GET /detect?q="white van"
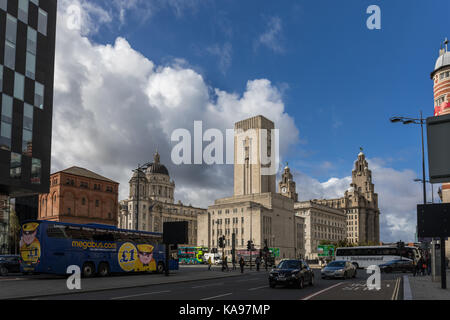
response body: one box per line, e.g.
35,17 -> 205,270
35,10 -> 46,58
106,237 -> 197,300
204,253 -> 222,265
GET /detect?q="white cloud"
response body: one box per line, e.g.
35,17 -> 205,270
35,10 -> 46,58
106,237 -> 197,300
206,42 -> 233,75
292,158 -> 429,243
257,16 -> 284,53
53,2 -> 299,210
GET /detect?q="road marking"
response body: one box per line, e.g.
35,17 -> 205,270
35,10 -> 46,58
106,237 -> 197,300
110,290 -> 171,300
391,277 -> 401,300
0,278 -> 26,281
236,278 -> 259,282
248,285 -> 269,291
301,282 -> 344,300
403,275 -> 412,300
201,293 -> 232,300
192,282 -> 224,289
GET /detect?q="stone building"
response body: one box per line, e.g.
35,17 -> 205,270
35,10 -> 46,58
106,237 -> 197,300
294,201 -> 346,260
431,39 -> 450,257
198,115 -> 305,260
311,151 -> 380,245
118,152 -> 205,246
38,167 -> 119,226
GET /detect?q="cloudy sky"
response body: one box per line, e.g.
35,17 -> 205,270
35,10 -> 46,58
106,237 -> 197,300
52,0 -> 450,243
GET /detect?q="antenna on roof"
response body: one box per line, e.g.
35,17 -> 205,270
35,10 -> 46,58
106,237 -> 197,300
445,37 -> 449,52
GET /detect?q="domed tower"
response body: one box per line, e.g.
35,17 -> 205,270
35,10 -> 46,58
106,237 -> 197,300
145,151 -> 175,204
431,39 -> 450,202
431,38 -> 450,116
278,163 -> 298,202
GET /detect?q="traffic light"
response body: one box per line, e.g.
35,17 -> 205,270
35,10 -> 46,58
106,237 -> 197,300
218,236 -> 226,248
247,240 -> 252,251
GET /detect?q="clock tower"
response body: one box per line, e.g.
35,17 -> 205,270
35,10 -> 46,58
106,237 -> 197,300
278,163 -> 298,202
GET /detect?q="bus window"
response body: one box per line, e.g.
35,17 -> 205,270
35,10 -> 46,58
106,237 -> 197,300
93,231 -> 114,242
47,225 -> 68,238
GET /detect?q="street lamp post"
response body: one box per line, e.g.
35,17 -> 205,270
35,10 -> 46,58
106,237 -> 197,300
390,112 -> 427,205
414,179 -> 434,204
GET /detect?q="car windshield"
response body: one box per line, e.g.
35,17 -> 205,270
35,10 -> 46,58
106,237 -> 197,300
277,260 -> 301,269
386,260 -> 400,265
327,261 -> 345,268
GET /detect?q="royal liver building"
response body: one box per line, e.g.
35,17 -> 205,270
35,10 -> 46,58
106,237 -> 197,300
312,150 -> 381,244
118,152 -> 206,245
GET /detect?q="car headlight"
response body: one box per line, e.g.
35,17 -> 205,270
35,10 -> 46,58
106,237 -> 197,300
335,269 -> 344,274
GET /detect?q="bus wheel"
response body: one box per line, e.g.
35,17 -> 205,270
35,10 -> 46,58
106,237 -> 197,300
157,262 -> 165,274
82,263 -> 95,278
98,263 -> 110,277
0,266 -> 8,276
352,263 -> 359,269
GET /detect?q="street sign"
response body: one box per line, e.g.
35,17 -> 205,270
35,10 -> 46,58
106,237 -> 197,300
417,204 -> 450,237
269,248 -> 280,257
427,114 -> 450,183
317,245 -> 335,257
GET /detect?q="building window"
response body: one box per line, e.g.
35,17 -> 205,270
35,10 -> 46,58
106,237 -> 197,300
1,94 -> 13,151
0,66 -> 3,91
22,103 -> 33,156
436,95 -> 446,107
6,15 -> 17,44
18,0 -> 29,23
95,200 -> 99,207
34,82 -> 44,109
439,71 -> 450,81
31,158 -> 41,184
26,52 -> 36,79
82,198 -> 86,205
14,73 -> 25,100
4,41 -> 16,70
38,9 -> 48,36
10,153 -> 21,179
27,27 -> 37,55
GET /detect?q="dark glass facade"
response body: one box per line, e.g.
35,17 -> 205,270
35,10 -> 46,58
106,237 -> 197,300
0,0 -> 56,253
0,0 -> 56,197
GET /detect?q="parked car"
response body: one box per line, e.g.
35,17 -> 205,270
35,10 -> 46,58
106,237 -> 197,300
0,255 -> 20,276
321,260 -> 356,279
379,259 -> 415,273
269,259 -> 314,289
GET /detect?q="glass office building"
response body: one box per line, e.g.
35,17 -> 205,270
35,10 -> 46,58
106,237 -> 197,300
0,0 -> 57,253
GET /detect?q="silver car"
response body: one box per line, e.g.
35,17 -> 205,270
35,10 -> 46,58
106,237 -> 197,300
321,260 -> 356,279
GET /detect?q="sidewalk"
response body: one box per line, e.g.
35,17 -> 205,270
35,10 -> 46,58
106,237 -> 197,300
404,270 -> 450,300
0,265 -> 263,300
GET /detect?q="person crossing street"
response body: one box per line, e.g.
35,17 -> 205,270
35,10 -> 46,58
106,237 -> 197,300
239,256 -> 245,273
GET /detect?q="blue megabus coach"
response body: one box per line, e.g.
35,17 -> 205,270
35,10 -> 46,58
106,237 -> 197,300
19,220 -> 178,276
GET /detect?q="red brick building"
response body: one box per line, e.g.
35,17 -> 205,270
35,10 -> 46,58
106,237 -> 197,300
38,167 -> 119,226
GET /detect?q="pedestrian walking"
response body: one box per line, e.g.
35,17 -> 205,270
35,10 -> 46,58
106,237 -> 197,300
264,258 -> 268,271
224,256 -> 229,272
232,257 -> 237,271
256,256 -> 261,271
239,256 -> 245,273
207,256 -> 212,271
414,257 -> 423,277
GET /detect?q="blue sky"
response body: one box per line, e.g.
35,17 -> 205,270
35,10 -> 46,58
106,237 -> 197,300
53,0 -> 450,242
85,0 -> 450,181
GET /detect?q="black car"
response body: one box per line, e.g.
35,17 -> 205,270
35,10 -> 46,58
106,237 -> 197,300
0,255 -> 20,276
379,259 -> 415,273
269,259 -> 314,289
